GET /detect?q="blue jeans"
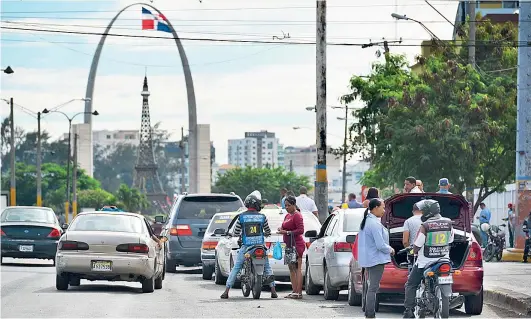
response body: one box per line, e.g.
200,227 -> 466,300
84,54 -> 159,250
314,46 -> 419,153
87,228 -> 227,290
480,230 -> 488,247
226,245 -> 275,288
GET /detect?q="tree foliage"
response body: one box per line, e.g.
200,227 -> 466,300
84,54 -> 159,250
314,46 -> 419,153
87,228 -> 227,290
212,167 -> 312,203
115,183 -> 150,213
78,188 -> 118,210
341,18 -> 517,212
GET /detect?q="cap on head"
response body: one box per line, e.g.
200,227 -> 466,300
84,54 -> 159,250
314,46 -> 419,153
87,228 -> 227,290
439,178 -> 449,186
508,203 -> 513,208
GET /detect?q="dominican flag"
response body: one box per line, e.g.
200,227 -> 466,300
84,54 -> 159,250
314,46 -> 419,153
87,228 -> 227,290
142,7 -> 171,33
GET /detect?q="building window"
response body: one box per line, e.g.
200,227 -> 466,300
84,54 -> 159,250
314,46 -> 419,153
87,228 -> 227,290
503,1 -> 518,8
106,135 -> 111,139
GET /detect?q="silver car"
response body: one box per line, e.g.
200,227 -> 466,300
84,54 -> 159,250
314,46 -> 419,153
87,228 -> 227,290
305,208 -> 365,300
55,212 -> 165,293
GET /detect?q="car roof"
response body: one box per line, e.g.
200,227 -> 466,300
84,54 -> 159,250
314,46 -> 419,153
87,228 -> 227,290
213,211 -> 240,217
76,211 -> 143,218
182,193 -> 240,198
3,206 -> 53,210
335,208 -> 366,215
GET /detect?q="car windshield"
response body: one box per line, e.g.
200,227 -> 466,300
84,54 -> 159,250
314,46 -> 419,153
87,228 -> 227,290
177,196 -> 242,220
343,212 -> 365,232
69,214 -> 143,233
1,208 -> 56,224
207,214 -> 238,233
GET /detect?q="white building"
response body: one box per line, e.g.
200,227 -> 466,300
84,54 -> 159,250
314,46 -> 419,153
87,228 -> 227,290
228,130 -> 281,168
328,161 -> 371,203
211,163 -> 236,185
283,145 -> 342,185
93,130 -> 140,149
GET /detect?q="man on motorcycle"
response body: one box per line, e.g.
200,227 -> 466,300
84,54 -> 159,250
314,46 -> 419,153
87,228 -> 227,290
220,190 -> 278,299
523,211 -> 531,263
403,199 -> 455,318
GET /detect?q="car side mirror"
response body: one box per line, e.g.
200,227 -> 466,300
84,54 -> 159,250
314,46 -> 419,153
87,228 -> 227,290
61,223 -> 68,230
304,230 -> 318,238
154,215 -> 165,223
346,234 -> 356,244
213,228 -> 226,235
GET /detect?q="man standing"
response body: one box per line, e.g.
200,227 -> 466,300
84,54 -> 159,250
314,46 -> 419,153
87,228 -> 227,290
477,202 -> 491,248
296,186 -> 318,218
437,178 -> 452,194
523,211 -> 530,263
416,180 -> 424,192
347,193 -> 363,208
404,177 -> 422,193
280,188 -> 288,209
506,203 -> 515,248
403,202 -> 424,248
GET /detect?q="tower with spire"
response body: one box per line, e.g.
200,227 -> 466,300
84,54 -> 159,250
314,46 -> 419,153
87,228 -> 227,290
132,75 -> 167,213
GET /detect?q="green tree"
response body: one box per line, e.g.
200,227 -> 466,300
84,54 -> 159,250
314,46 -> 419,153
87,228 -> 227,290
212,167 -> 312,203
341,18 -> 516,212
94,143 -> 136,192
115,184 -> 150,213
78,189 -> 118,209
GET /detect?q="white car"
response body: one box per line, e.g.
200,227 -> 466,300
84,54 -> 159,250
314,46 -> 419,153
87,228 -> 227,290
55,211 -> 165,293
213,209 -> 321,285
305,208 -> 365,300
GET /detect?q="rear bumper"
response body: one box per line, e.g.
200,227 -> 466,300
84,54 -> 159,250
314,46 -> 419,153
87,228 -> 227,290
56,252 -> 156,279
1,239 -> 58,259
201,250 -> 215,266
167,240 -> 201,264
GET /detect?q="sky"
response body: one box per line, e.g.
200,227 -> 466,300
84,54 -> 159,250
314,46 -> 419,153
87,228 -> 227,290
0,0 -> 460,164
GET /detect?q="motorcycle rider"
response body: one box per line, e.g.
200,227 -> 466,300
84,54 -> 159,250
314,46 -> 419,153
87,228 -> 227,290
524,211 -> 531,263
403,199 -> 455,318
220,190 -> 278,299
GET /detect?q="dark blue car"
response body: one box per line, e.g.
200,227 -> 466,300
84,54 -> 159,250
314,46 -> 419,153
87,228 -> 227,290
162,193 -> 243,272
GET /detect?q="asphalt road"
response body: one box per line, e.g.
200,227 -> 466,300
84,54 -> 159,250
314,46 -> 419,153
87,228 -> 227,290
0,258 -> 521,318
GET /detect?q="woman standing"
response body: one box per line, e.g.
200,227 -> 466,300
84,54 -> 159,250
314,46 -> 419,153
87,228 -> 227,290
362,187 -> 380,207
278,195 -> 305,299
358,198 -> 394,318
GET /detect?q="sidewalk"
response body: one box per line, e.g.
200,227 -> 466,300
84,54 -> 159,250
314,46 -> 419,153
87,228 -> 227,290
483,262 -> 531,315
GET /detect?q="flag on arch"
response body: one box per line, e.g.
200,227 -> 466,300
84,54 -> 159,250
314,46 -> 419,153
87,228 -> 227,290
141,7 -> 171,33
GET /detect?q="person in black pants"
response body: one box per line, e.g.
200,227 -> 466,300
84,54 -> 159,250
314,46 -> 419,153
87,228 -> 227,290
523,212 -> 530,263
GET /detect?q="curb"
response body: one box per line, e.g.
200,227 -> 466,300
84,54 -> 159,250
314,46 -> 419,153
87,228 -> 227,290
501,249 -> 524,262
484,287 -> 531,316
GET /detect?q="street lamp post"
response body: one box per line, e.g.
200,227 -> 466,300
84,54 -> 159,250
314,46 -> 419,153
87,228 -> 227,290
42,107 -> 98,222
391,13 -> 441,40
338,108 -> 349,203
36,111 -> 42,206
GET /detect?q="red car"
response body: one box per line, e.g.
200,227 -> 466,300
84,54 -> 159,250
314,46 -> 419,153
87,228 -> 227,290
347,193 -> 484,315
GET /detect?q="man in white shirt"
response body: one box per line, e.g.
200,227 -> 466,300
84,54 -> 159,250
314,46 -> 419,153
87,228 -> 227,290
296,186 -> 319,218
404,176 -> 423,193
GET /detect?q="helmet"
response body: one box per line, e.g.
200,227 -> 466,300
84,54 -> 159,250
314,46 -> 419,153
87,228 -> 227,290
480,223 -> 491,232
415,199 -> 441,222
244,190 -> 262,212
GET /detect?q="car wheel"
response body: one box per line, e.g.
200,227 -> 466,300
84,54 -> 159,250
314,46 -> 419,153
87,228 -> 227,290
69,277 -> 80,286
56,274 -> 69,291
305,262 -> 320,295
154,274 -> 163,289
214,257 -> 227,285
323,266 -> 340,300
166,259 -> 177,273
142,276 -> 155,293
464,287 -> 483,315
347,271 -> 362,306
202,264 -> 214,280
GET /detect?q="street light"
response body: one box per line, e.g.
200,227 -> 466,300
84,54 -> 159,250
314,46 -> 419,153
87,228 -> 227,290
391,13 -> 441,40
42,106 -> 98,221
1,66 -> 14,74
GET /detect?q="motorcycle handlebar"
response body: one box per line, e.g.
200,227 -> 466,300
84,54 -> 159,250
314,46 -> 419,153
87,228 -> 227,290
398,246 -> 414,255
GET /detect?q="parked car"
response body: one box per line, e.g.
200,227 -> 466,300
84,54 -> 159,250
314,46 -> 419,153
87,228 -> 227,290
305,208 -> 365,300
213,208 -> 321,285
201,210 -> 242,280
348,193 -> 484,315
161,193 -> 243,272
1,206 -> 64,265
55,211 -> 165,293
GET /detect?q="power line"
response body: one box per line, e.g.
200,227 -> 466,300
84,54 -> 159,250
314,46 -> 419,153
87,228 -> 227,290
2,25 -> 530,47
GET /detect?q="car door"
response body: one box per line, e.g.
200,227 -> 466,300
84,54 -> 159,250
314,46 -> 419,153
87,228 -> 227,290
309,214 -> 338,284
323,213 -> 341,263
144,218 -> 163,273
217,215 -> 239,274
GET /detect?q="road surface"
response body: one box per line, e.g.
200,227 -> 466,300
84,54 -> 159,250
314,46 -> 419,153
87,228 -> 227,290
0,258 -> 523,318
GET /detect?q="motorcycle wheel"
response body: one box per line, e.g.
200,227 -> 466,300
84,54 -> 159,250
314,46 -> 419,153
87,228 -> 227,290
495,240 -> 504,261
434,286 -> 450,319
414,282 -> 426,319
240,262 -> 251,297
251,272 -> 262,299
483,243 -> 495,262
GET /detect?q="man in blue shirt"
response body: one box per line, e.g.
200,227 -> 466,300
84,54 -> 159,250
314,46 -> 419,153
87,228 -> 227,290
347,193 -> 363,208
477,202 -> 491,248
437,178 -> 452,194
280,188 -> 287,209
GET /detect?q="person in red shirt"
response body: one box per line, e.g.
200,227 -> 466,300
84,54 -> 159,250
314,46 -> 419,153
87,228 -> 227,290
278,195 -> 305,299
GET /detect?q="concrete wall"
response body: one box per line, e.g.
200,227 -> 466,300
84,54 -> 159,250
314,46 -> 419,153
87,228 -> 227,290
73,123 -> 93,177
197,124 -> 211,193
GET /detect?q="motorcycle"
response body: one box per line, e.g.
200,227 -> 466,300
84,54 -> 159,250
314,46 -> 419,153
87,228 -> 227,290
482,223 -> 506,262
236,244 -> 270,299
398,247 -> 461,319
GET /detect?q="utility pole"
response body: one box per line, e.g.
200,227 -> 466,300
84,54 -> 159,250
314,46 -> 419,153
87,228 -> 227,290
36,111 -> 42,206
315,0 -> 328,224
289,160 -> 293,173
180,127 -> 186,193
514,1 -> 531,254
9,98 -> 16,206
72,133 -> 78,219
341,106 -> 348,204
65,120 -> 72,223
467,0 -> 476,66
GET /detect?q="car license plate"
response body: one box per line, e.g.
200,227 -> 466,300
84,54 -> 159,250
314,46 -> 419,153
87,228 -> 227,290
91,260 -> 112,272
19,245 -> 33,252
438,276 -> 453,284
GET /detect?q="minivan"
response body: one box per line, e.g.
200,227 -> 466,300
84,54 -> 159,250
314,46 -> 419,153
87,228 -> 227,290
162,193 -> 243,272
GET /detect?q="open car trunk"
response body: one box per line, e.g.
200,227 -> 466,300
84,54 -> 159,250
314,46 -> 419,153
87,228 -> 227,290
384,193 -> 472,269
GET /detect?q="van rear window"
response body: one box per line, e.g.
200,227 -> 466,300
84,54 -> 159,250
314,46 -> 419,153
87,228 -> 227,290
391,197 -> 462,220
176,196 -> 242,220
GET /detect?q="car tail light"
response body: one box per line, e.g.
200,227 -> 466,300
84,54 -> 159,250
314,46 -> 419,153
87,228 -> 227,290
1,229 -> 5,237
465,241 -> 483,267
438,263 -> 451,273
116,243 -> 149,253
305,242 -> 312,249
254,248 -> 265,258
59,240 -> 89,250
47,228 -> 61,239
334,242 -> 352,252
202,241 -> 217,250
170,225 -> 192,236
